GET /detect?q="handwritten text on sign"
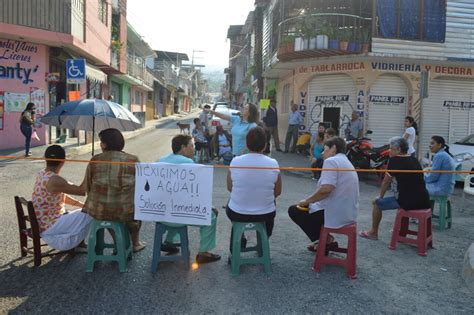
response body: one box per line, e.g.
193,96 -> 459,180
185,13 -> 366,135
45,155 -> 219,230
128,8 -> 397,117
134,163 -> 213,226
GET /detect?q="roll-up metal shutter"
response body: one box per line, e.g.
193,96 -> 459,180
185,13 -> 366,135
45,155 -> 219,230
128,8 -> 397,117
368,74 -> 408,146
420,78 -> 474,158
307,74 -> 356,135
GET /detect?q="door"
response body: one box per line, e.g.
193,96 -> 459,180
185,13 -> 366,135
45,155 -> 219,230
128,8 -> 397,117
323,107 -> 341,132
420,78 -> 474,158
368,74 -> 408,146
307,74 -> 356,135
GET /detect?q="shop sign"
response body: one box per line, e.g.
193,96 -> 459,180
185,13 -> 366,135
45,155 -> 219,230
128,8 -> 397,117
298,62 -> 364,74
369,95 -> 405,105
30,87 -> 45,115
5,92 -> 29,112
45,72 -> 60,82
0,39 -> 40,85
443,101 -> 474,110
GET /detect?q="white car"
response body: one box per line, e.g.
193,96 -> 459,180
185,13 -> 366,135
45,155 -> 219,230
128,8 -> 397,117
450,134 -> 474,181
209,106 -> 240,134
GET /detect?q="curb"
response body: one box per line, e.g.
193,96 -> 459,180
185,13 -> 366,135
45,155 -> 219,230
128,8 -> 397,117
463,243 -> 474,292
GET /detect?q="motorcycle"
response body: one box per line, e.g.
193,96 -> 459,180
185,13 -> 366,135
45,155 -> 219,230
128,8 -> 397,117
346,130 -> 390,178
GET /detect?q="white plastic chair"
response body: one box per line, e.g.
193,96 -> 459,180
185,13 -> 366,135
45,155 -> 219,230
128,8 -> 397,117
462,174 -> 474,212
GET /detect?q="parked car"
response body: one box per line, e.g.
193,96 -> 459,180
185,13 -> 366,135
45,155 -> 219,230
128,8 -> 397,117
209,106 -> 240,134
213,102 -> 228,110
450,134 -> 474,181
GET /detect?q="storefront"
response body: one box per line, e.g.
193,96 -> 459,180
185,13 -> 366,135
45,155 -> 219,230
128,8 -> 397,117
0,39 -> 49,150
275,58 -> 474,155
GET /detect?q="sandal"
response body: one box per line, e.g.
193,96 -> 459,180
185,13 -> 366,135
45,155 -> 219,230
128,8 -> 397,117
308,241 -> 338,253
307,241 -> 319,252
133,243 -> 146,253
359,230 -> 378,240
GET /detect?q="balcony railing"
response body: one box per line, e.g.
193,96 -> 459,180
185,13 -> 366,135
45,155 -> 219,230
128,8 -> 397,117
127,57 -> 153,88
276,13 -> 372,62
111,51 -> 120,69
0,0 -> 84,35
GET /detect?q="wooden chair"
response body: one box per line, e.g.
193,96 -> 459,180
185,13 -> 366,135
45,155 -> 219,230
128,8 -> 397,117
14,196 -> 62,266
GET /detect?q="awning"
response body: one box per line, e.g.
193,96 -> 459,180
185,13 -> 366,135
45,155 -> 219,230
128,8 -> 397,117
86,64 -> 107,83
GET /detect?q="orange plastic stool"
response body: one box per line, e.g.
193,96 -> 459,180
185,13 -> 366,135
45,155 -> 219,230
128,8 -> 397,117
313,222 -> 357,279
389,208 -> 433,256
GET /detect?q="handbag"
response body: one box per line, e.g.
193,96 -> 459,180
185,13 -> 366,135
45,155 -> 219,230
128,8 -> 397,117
31,129 -> 40,141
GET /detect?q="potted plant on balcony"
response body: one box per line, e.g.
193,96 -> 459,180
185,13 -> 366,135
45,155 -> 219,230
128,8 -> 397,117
111,39 -> 123,53
339,28 -> 351,51
360,28 -> 371,54
279,35 -> 295,55
327,25 -> 339,50
316,22 -> 329,49
295,18 -> 309,52
348,29 -> 361,53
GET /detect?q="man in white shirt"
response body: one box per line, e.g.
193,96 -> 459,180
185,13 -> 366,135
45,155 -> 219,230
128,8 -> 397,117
288,137 -> 359,252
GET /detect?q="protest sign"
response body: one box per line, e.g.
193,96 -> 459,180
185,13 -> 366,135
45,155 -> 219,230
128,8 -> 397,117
260,99 -> 270,109
134,162 -> 213,226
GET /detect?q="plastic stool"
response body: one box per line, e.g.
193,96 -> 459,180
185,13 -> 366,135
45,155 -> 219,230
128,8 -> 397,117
389,208 -> 433,256
151,223 -> 190,272
313,222 -> 357,279
430,196 -> 452,230
86,220 -> 132,273
229,222 -> 271,276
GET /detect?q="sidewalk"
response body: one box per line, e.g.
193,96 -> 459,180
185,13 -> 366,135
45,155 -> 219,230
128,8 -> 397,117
0,110 -> 199,159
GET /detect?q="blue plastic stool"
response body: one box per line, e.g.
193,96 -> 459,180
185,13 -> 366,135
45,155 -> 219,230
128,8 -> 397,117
151,223 -> 190,272
430,196 -> 452,230
229,222 -> 272,276
86,220 -> 132,273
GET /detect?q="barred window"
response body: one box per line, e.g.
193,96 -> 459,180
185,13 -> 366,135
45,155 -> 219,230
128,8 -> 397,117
98,0 -> 108,25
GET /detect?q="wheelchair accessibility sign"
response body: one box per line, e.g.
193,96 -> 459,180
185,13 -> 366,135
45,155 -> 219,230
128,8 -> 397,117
66,59 -> 86,84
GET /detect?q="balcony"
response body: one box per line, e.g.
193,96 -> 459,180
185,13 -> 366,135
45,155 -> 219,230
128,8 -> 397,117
127,57 -> 153,89
276,13 -> 372,62
0,0 -> 84,36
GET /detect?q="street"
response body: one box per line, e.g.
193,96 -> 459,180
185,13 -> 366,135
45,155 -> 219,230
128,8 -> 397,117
0,119 -> 473,314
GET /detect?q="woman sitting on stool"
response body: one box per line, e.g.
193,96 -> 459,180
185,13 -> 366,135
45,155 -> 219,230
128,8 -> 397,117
226,127 -> 282,247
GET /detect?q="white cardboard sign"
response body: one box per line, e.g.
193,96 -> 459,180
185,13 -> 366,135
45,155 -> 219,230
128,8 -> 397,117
134,162 -> 213,226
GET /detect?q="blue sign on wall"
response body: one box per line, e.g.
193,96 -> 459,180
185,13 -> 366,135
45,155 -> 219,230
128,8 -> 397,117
66,59 -> 86,84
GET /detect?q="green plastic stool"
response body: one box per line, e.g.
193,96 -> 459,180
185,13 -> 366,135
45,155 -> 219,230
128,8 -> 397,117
229,222 -> 271,276
430,196 -> 452,230
150,223 -> 190,272
86,220 -> 132,273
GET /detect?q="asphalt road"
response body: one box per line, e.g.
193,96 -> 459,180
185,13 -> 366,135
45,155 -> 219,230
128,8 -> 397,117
0,119 -> 473,314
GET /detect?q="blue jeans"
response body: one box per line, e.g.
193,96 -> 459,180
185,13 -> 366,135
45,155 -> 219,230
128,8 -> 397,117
20,123 -> 32,155
375,196 -> 400,211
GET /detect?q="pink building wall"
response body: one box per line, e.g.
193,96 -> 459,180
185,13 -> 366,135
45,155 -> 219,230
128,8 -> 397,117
131,86 -> 146,113
0,39 -> 49,150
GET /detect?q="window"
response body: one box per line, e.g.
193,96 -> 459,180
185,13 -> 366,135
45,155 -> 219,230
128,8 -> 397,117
377,0 -> 446,42
147,91 -> 153,101
135,91 -> 143,105
98,0 -> 108,25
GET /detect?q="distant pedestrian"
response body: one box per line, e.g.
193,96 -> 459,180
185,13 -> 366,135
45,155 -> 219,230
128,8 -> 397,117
345,111 -> 363,140
310,132 -> 325,179
284,103 -> 304,153
19,102 -> 36,156
210,103 -> 258,156
199,104 -> 211,130
311,128 -> 337,180
403,116 -> 418,157
263,99 -> 282,152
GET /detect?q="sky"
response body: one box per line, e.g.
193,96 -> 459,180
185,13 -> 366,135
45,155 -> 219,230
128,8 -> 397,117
126,0 -> 255,71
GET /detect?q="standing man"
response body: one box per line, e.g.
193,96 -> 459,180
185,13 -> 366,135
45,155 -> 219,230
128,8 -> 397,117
199,104 -> 211,131
345,111 -> 364,140
263,99 -> 282,152
284,102 -> 304,153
